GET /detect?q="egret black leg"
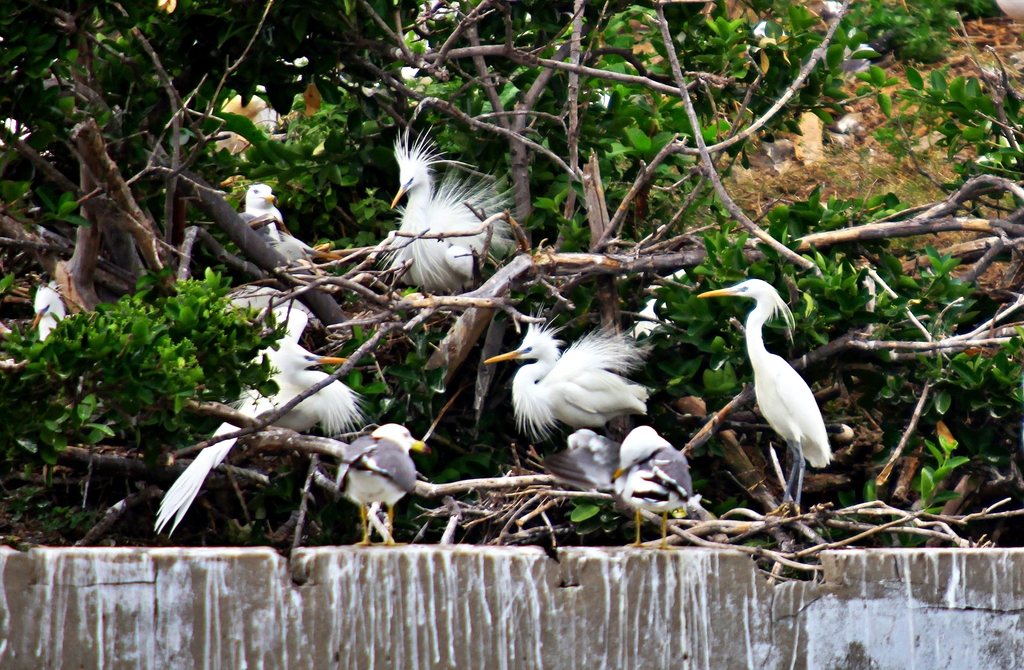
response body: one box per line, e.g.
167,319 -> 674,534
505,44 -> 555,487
782,441 -> 806,510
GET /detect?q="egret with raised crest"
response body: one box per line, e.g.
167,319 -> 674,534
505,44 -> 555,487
389,133 -> 511,292
485,325 -> 649,441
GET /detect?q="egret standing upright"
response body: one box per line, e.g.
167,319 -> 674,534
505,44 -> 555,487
154,309 -> 364,535
389,133 -> 511,293
32,281 -> 66,341
699,279 -> 830,511
485,325 -> 649,440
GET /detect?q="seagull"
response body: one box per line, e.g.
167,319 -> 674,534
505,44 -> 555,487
388,133 -> 512,293
699,279 -> 830,512
154,308 -> 364,535
32,281 -> 66,341
485,324 -> 649,441
336,423 -> 429,545
240,183 -> 333,264
544,426 -> 695,548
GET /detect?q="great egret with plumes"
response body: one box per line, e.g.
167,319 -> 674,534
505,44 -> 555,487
544,426 -> 695,548
699,279 -> 830,511
154,309 -> 364,535
32,281 -> 66,341
336,423 -> 429,545
484,325 -> 649,440
389,133 -> 511,292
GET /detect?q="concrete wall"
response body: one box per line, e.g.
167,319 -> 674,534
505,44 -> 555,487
0,546 -> 1021,669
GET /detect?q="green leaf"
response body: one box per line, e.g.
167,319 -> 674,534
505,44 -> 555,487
571,502 -> 601,522
906,67 -> 924,90
934,390 -> 951,415
624,127 -> 651,153
877,93 -> 892,118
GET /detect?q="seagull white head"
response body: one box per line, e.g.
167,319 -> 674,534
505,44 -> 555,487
391,133 -> 441,209
616,426 -> 674,473
245,183 -> 278,213
371,423 -> 429,453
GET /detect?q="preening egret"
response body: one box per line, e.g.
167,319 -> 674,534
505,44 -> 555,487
240,183 -> 325,264
485,325 -> 650,441
32,281 -> 66,341
699,279 -> 830,511
154,308 -> 364,535
389,133 -> 511,293
631,268 -> 687,338
544,426 -> 694,548
997,0 -> 1024,20
336,423 -> 428,545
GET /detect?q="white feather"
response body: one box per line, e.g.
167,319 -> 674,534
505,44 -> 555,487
498,325 -> 649,440
389,133 -> 511,292
154,334 -> 363,535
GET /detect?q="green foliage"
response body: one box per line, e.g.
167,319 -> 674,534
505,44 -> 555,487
915,427 -> 970,510
0,271 -> 279,469
844,0 -> 987,64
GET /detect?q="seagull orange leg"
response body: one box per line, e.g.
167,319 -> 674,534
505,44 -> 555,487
632,509 -> 643,547
356,505 -> 371,546
660,512 -> 669,549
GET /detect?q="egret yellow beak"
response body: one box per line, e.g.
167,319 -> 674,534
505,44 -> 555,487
410,439 -> 430,454
316,356 -> 348,365
266,195 -> 277,205
31,311 -> 44,331
484,350 -> 522,364
612,467 -> 625,479
698,288 -> 734,299
390,186 -> 410,209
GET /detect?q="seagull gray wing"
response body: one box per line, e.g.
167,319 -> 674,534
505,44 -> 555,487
336,436 -> 379,487
353,439 -> 417,493
544,431 -> 620,492
648,448 -> 694,499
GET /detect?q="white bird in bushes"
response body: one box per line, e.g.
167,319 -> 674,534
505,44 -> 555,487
336,423 -> 429,545
240,183 -> 331,264
389,133 -> 511,293
155,308 -> 363,535
485,325 -> 649,441
544,426 -> 695,548
33,281 -> 66,341
699,279 -> 830,511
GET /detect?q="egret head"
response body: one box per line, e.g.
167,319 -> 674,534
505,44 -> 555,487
698,278 -> 794,331
392,133 -> 440,208
246,183 -> 277,212
32,282 -> 66,334
614,426 -> 673,476
372,423 -> 429,453
484,324 -> 562,366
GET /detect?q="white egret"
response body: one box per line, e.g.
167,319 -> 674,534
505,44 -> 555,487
155,308 -> 364,535
699,279 -> 830,511
544,426 -> 695,548
631,268 -> 687,338
32,281 -> 66,341
389,133 -> 512,293
336,423 -> 428,545
997,0 -> 1024,20
484,325 -> 649,441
